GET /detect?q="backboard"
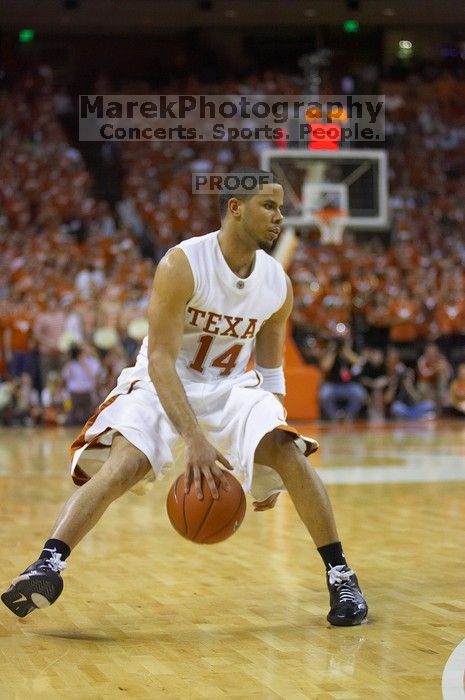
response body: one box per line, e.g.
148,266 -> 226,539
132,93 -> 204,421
260,148 -> 389,230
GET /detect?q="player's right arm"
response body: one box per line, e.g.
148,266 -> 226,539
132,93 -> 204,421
147,248 -> 232,500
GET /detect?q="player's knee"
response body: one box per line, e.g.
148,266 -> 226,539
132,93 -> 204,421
102,452 -> 150,495
255,429 -> 300,476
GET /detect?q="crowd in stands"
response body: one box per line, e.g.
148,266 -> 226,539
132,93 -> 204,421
318,341 -> 465,421
1,65 -> 465,425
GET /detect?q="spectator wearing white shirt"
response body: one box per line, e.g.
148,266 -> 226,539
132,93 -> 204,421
62,344 -> 102,425
75,264 -> 106,300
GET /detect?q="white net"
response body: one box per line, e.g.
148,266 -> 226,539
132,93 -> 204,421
314,210 -> 347,245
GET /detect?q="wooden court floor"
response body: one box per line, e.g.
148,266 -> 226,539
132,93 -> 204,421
1,419 -> 464,700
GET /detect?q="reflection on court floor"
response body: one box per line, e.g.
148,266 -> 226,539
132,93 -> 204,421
0,421 -> 464,699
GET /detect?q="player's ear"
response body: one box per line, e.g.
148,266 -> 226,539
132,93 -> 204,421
228,197 -> 242,219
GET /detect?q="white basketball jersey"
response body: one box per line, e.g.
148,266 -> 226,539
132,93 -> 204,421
136,230 -> 287,383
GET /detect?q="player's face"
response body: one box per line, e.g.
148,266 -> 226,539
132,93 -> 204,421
242,184 -> 284,252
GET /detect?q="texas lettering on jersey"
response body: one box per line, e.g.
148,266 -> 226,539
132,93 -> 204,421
186,305 -> 258,339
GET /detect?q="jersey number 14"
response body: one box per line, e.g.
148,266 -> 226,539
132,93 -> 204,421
189,334 -> 243,376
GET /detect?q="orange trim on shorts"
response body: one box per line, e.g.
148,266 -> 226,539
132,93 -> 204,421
276,424 -> 300,438
73,465 -> 92,486
276,424 -> 319,456
69,380 -> 139,487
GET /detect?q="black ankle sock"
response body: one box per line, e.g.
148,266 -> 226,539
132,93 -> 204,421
317,541 -> 347,571
40,539 -> 71,562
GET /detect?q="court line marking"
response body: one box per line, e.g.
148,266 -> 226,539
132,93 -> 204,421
319,460 -> 465,485
442,638 -> 465,700
316,450 -> 465,485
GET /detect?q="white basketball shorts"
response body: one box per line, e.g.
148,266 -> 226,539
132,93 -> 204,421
69,367 -> 318,501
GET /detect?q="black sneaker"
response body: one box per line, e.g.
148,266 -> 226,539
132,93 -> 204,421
326,564 -> 368,627
1,551 -> 67,618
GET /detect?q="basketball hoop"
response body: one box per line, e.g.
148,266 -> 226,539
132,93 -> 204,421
314,208 -> 348,245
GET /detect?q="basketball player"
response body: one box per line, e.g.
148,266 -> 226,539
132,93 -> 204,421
2,169 -> 368,627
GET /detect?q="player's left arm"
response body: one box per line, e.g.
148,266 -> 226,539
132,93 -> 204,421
254,274 -> 293,404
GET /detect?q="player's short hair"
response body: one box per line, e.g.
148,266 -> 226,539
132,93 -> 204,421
218,168 -> 280,220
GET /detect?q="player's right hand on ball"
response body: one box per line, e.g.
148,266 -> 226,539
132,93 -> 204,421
184,433 -> 233,500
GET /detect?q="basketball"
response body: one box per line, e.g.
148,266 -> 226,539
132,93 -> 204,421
166,471 -> 246,544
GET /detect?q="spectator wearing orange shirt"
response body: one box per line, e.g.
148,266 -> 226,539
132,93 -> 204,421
387,286 -> 423,346
3,301 -> 36,378
434,290 -> 465,336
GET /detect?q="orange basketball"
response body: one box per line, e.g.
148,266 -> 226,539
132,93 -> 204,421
166,470 -> 246,544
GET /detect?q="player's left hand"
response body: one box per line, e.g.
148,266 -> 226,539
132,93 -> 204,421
252,493 -> 280,511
